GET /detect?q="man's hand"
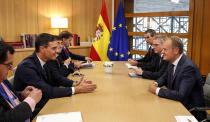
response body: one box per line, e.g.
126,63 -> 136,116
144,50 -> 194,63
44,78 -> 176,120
74,62 -> 82,68
64,57 -> 71,66
75,78 -> 97,94
148,83 -> 158,94
133,68 -> 143,75
73,70 -> 84,76
28,88 -> 42,104
128,59 -> 138,66
21,86 -> 36,99
85,57 -> 92,63
72,77 -> 84,87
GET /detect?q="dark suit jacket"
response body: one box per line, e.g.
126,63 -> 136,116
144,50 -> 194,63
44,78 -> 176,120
0,80 -> 32,122
142,56 -> 169,80
60,47 -> 86,61
156,55 -> 205,110
56,55 -> 75,77
137,47 -> 159,71
46,59 -> 74,86
14,53 -> 73,99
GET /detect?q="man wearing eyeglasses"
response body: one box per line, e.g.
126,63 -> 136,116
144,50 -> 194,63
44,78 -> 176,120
0,40 -> 42,122
133,35 -> 169,80
128,29 -> 159,71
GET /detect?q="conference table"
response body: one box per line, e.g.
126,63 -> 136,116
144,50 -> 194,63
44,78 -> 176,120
33,61 -> 191,122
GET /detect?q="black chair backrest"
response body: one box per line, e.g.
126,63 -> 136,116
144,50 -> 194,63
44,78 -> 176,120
203,73 -> 210,106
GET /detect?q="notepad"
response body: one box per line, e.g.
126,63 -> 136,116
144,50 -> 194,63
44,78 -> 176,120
36,112 -> 83,122
175,116 -> 198,122
125,63 -> 138,69
128,73 -> 142,78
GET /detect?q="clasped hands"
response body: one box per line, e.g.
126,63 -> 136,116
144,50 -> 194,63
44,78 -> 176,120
74,77 -> 97,94
21,86 -> 42,104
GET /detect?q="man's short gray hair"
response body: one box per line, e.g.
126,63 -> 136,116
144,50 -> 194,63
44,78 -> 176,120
154,35 -> 168,44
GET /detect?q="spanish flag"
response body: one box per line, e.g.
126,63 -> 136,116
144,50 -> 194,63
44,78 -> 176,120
90,0 -> 110,61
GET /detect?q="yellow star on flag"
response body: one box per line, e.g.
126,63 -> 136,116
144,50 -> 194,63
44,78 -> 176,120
119,24 -> 122,28
120,54 -> 124,58
113,27 -> 116,30
109,48 -> 113,51
115,52 -> 118,56
127,51 -> 130,55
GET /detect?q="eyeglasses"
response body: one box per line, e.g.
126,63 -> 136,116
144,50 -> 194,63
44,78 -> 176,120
1,63 -> 13,70
152,44 -> 160,47
144,36 -> 150,39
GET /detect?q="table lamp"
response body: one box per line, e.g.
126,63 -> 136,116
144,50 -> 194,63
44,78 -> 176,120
51,17 -> 68,33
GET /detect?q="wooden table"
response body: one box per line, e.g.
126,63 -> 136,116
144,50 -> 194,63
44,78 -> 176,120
33,61 -> 191,122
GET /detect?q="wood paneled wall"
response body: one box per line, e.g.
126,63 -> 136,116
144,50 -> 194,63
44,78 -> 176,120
200,0 -> 210,75
192,0 -> 210,75
0,0 -> 38,41
0,0 -> 112,42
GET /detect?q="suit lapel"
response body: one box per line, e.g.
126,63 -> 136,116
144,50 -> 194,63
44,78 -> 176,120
33,53 -> 48,81
171,55 -> 186,88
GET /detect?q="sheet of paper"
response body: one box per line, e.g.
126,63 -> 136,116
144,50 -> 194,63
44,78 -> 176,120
36,112 -> 83,122
125,63 -> 138,69
175,116 -> 198,122
81,62 -> 95,68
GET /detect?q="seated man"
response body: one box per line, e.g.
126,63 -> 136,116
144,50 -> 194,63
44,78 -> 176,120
59,31 -> 92,69
133,35 -> 169,80
46,38 -> 84,86
128,29 -> 159,71
0,40 -> 42,121
14,33 -> 97,114
53,36 -> 82,77
149,36 -> 206,121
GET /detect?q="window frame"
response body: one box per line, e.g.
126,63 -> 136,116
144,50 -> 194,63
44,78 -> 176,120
115,0 -> 194,58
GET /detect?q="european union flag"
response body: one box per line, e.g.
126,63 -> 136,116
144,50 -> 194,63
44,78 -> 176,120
107,0 -> 130,61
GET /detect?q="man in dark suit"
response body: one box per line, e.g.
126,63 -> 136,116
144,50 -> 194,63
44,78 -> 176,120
128,29 -> 159,71
0,40 -> 42,122
46,39 -> 84,86
52,36 -> 82,77
133,35 -> 169,80
59,31 -> 92,69
149,36 -> 206,121
14,33 -> 97,115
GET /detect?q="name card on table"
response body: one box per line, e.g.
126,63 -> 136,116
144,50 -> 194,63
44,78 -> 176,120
175,116 -> 198,122
36,112 -> 83,122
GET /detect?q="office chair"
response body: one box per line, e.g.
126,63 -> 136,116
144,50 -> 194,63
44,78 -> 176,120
8,76 -> 14,86
7,67 -> 17,86
189,73 -> 210,121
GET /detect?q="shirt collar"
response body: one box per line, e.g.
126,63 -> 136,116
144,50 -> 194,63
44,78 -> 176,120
37,56 -> 46,68
172,54 -> 183,67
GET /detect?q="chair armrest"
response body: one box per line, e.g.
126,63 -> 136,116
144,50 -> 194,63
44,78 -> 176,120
189,107 -> 210,112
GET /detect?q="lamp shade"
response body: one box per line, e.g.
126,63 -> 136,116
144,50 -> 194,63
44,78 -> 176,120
171,0 -> 179,3
51,18 -> 68,28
